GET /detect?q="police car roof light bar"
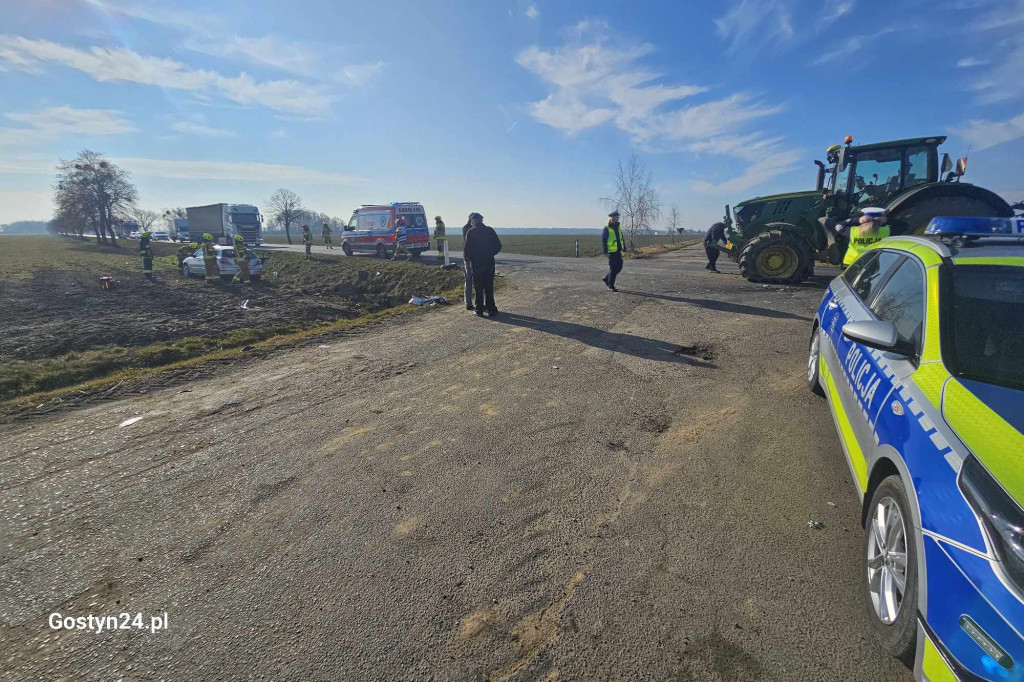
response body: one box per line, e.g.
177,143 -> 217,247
925,216 -> 1024,240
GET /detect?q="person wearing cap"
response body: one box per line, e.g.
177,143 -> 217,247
462,213 -> 476,309
321,222 -> 333,250
463,212 -> 502,316
301,224 -> 313,259
201,233 -> 218,283
601,211 -> 626,291
392,217 -> 410,260
842,207 -> 890,267
139,231 -> 155,280
231,235 -> 250,285
703,221 -> 727,273
433,215 -> 446,261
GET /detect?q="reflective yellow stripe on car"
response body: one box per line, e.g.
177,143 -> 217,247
921,633 -> 958,682
944,379 -> 1024,505
820,355 -> 868,492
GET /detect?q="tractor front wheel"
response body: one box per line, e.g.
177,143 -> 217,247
738,230 -> 811,284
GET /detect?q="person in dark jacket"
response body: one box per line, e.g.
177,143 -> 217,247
704,222 -> 727,272
601,211 -> 626,291
462,214 -> 475,310
463,212 -> 502,317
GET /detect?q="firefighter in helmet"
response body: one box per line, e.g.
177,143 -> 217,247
231,235 -> 250,284
201,233 -> 218,282
139,231 -> 155,280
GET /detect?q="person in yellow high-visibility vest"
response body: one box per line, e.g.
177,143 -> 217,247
231,235 -> 250,284
601,210 -> 626,291
201,233 -> 218,283
843,207 -> 890,267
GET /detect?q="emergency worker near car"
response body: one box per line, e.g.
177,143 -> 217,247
231,235 -> 250,285
139,231 -> 154,281
301,224 -> 313,259
177,241 -> 197,267
602,211 -> 626,291
433,215 -> 446,260
704,221 -> 727,273
463,212 -> 502,317
841,207 -> 890,267
321,222 -> 333,250
392,217 -> 409,260
201,233 -> 218,282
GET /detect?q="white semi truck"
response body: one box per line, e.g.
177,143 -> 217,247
185,204 -> 264,246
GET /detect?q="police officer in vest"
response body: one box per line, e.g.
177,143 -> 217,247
842,207 -> 890,267
601,211 -> 626,291
321,222 -> 333,250
201,233 -> 218,282
139,231 -> 155,280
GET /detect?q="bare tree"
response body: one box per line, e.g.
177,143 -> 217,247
132,207 -> 161,232
53,150 -> 137,245
266,188 -> 304,244
601,153 -> 662,250
667,204 -> 681,243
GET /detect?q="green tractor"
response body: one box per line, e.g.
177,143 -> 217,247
721,135 -> 1013,283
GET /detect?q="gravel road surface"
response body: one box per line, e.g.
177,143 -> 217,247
0,246 -> 912,681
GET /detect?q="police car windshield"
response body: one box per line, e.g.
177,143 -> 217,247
943,265 -> 1024,391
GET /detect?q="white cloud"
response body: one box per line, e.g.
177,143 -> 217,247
0,106 -> 134,146
111,157 -> 364,185
270,128 -> 289,139
341,60 -> 387,86
954,113 -> 1024,150
81,0 -> 213,33
0,35 -> 333,114
813,36 -> 867,64
692,152 -> 803,196
957,56 -> 990,67
518,21 -> 795,193
526,4 -> 540,20
970,0 -> 1024,31
182,35 -> 319,77
170,121 -> 234,137
821,0 -> 854,24
714,0 -> 793,54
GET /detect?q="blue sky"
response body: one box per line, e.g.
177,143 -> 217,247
1,0 -> 1022,228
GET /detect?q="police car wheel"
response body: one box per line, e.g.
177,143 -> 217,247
807,326 -> 824,396
863,475 -> 918,665
342,243 -> 353,256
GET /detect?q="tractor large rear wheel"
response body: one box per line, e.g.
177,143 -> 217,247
891,195 -> 1006,236
738,230 -> 812,284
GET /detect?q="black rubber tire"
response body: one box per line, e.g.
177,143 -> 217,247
890,195 -> 1007,236
807,325 -> 825,396
342,243 -> 353,256
181,263 -> 191,278
863,476 -> 918,666
376,243 -> 387,259
738,229 -> 812,284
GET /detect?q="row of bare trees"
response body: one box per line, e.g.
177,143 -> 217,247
51,150 -> 138,244
265,188 -> 346,244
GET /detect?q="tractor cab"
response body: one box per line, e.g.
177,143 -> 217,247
818,136 -> 961,223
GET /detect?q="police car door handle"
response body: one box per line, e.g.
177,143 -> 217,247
828,300 -> 839,310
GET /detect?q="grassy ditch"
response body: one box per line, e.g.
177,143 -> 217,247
0,235 -> 462,406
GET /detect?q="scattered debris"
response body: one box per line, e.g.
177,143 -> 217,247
807,520 -> 825,530
409,294 -> 450,306
318,344 -> 329,349
552,366 -> 559,371
675,344 -> 715,361
118,416 -> 144,428
827,501 -> 836,508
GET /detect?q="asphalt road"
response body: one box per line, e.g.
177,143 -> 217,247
0,247 -> 913,681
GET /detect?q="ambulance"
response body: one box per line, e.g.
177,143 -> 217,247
341,202 -> 431,258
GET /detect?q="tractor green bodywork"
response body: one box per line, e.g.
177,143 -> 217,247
721,136 -> 1013,281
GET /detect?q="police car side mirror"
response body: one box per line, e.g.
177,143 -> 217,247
842,320 -> 898,352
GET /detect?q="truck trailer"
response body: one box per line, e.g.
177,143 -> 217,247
185,204 -> 264,246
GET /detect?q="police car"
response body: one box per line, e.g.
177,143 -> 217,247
807,216 -> 1024,681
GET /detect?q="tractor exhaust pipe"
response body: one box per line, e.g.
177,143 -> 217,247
814,160 -> 826,192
